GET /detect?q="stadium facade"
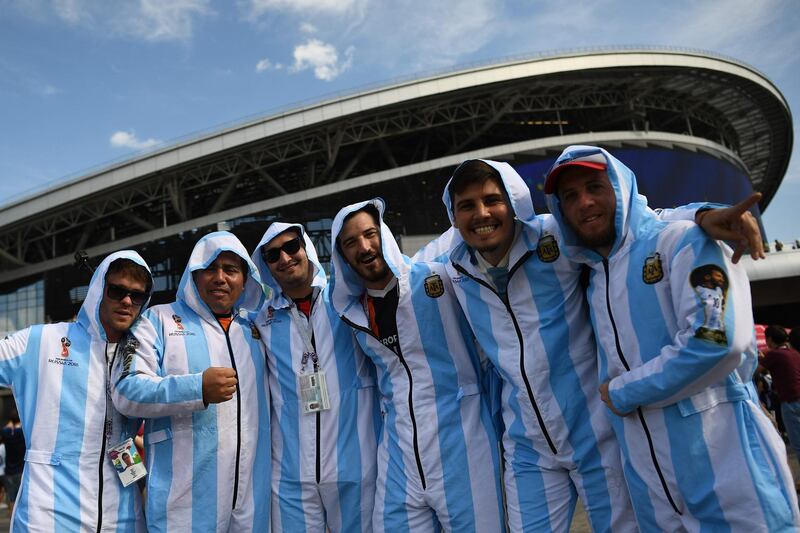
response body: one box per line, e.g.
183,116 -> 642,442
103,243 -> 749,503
0,46 -> 795,331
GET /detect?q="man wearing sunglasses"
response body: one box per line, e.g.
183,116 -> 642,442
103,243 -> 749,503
112,231 -> 271,533
250,222 -> 378,532
0,251 -> 152,531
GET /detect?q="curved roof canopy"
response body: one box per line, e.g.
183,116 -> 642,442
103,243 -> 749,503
0,47 -> 791,281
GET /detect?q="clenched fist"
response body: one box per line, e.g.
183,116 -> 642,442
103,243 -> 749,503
202,367 -> 238,404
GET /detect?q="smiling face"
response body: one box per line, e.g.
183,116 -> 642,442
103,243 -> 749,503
99,269 -> 148,343
338,210 -> 393,290
452,177 -> 515,266
556,167 -> 617,256
264,229 -> 313,299
192,251 -> 246,315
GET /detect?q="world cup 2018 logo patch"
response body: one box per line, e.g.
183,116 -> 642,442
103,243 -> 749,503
172,314 -> 184,330
424,274 -> 444,298
537,234 -> 560,263
642,253 -> 664,284
60,337 -> 71,358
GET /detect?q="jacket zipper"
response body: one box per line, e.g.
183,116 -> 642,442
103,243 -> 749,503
341,315 -> 427,490
222,327 -> 242,510
602,259 -> 682,515
97,342 -> 111,533
454,253 -> 558,455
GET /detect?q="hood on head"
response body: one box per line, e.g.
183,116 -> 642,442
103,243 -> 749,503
77,250 -> 153,341
442,159 -> 537,226
177,231 -> 265,319
544,145 -> 648,262
251,222 -> 327,308
329,198 -> 407,316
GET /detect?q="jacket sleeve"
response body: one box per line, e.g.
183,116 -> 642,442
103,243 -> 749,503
0,327 -> 33,388
608,231 -> 749,414
652,202 -> 726,222
111,311 -> 206,418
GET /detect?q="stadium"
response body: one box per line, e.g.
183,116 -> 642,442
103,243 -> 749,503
0,46 -> 795,332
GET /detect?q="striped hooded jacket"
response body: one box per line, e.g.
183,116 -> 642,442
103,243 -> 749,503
0,250 -> 150,532
329,198 -> 505,532
250,222 -> 379,532
545,145 -> 800,531
112,232 -> 271,533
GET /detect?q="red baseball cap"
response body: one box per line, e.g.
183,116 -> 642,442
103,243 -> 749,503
544,153 -> 607,194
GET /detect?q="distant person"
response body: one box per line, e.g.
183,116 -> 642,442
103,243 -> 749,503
1,406 -> 23,517
760,326 -> 800,459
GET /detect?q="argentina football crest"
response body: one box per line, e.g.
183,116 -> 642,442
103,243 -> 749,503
424,274 -> 444,298
642,252 -> 664,284
537,234 -> 560,262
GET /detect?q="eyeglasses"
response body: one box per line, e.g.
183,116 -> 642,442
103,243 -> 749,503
106,284 -> 149,306
262,237 -> 303,264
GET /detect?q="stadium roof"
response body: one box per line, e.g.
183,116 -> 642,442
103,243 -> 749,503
0,46 -> 792,284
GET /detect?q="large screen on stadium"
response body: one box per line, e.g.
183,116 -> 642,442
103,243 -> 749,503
514,147 -> 760,220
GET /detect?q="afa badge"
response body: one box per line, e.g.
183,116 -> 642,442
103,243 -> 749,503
642,253 -> 664,284
172,314 -> 184,330
424,274 -> 444,298
537,234 -> 560,263
250,322 -> 261,340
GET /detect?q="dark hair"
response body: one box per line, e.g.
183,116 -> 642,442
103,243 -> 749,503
106,258 -> 152,293
765,325 -> 789,345
447,160 -> 505,208
789,328 -> 800,351
336,204 -> 381,255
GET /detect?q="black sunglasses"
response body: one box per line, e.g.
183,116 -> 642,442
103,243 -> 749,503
262,237 -> 303,264
106,284 -> 149,306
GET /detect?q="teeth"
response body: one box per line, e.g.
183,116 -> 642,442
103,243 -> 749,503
474,225 -> 497,235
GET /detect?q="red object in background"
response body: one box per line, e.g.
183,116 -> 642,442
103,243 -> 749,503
136,422 -> 145,462
755,324 -> 767,353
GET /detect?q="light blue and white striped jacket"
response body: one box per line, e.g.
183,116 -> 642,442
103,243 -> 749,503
546,145 -> 800,531
329,199 -> 505,532
0,250 -> 149,532
251,222 -> 379,532
112,232 -> 271,533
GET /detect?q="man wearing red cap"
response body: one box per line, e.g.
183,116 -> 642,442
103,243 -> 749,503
545,144 -> 798,531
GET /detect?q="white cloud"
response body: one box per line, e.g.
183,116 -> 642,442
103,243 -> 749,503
246,0 -> 357,17
290,39 -> 353,81
255,58 -> 272,72
110,130 -> 160,150
44,0 -> 213,42
299,22 -> 317,33
41,85 -> 59,96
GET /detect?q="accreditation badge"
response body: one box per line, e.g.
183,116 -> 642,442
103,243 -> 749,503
299,371 -> 331,414
108,438 -> 146,487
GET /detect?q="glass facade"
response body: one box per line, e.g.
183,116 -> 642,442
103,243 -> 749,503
0,279 -> 44,336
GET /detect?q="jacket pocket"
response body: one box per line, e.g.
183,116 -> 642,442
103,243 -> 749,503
25,449 -> 61,466
676,383 -> 749,417
147,428 -> 173,445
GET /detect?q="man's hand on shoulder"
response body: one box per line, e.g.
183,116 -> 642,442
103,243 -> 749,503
202,367 -> 238,404
696,192 -> 765,263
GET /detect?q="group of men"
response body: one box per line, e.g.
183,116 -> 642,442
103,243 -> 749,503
0,145 -> 797,532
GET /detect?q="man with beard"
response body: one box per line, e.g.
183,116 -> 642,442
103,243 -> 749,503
329,199 -> 505,533
113,231 -> 271,532
545,145 -> 798,531
0,251 -> 151,531
250,222 -> 379,532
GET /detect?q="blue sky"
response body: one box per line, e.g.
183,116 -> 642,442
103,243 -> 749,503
1,0 -> 798,242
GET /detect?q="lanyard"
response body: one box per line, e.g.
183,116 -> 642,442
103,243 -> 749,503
288,293 -> 318,373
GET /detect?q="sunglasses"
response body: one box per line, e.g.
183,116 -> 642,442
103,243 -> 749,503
262,237 -> 303,264
106,284 -> 149,306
